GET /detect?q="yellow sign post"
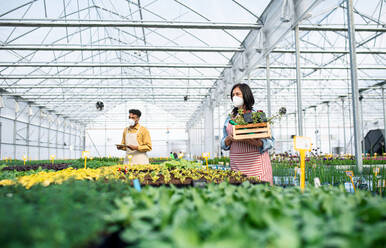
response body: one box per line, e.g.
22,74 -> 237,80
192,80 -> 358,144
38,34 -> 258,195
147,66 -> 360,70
50,155 -> 56,165
202,152 -> 210,171
345,170 -> 356,192
22,155 -> 27,166
82,151 -> 90,169
178,152 -> 184,159
127,154 -> 133,166
293,136 -> 312,192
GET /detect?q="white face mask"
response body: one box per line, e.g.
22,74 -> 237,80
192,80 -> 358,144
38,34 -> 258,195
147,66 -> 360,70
232,96 -> 244,108
128,119 -> 135,127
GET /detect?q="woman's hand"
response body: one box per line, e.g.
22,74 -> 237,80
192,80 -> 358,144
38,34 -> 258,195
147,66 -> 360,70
225,136 -> 234,147
245,138 -> 263,147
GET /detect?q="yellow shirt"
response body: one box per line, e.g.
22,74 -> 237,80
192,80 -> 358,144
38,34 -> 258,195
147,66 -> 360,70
121,124 -> 152,152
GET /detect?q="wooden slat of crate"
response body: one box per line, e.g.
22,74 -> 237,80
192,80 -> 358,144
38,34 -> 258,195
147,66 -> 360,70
235,127 -> 269,134
232,122 -> 271,140
234,122 -> 268,129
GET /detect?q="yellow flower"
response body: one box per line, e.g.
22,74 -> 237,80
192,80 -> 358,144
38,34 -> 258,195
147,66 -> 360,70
0,179 -> 16,186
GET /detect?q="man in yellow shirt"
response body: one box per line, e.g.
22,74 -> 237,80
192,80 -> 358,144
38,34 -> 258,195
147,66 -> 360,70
117,109 -> 152,165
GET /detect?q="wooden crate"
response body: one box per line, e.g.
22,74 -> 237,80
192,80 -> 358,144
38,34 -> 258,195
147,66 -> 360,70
232,122 -> 271,140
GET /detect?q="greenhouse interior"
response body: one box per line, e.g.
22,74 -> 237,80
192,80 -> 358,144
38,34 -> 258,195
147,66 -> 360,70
0,0 -> 385,247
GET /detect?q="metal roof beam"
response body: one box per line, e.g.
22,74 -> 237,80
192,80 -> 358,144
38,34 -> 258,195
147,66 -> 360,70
299,24 -> 386,32
0,62 -> 230,68
0,63 -> 383,70
1,85 -> 211,89
0,19 -> 384,32
0,19 -> 261,29
0,45 -> 385,54
0,75 -> 383,80
0,45 -> 242,52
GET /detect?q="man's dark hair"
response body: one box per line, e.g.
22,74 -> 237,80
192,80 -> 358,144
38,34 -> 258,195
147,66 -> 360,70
129,109 -> 142,118
230,83 -> 255,116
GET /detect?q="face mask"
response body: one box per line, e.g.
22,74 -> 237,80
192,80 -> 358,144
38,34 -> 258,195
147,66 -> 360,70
128,119 -> 135,127
232,96 -> 244,108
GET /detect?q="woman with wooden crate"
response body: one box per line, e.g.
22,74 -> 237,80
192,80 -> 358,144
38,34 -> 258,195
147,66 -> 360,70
221,83 -> 275,185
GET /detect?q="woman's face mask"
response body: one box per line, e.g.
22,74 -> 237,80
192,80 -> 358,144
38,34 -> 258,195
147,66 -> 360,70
232,96 -> 244,108
128,118 -> 135,127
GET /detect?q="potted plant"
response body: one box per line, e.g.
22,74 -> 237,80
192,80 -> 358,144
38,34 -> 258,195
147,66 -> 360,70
230,107 -> 286,140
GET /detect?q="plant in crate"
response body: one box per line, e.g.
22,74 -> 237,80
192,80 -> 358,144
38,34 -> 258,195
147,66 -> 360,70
229,107 -> 286,140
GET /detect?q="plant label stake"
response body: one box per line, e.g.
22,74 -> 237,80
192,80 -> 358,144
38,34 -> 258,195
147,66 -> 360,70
314,177 -> 321,188
82,151 -> 90,169
294,167 -> 299,180
373,167 -> 380,177
50,155 -> 56,165
202,152 -> 210,171
345,170 -> 356,192
133,179 -> 141,192
293,136 -> 312,192
22,155 -> 27,166
127,154 -> 133,166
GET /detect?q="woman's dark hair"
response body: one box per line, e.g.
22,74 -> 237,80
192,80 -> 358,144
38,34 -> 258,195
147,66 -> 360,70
129,109 -> 142,118
230,83 -> 255,116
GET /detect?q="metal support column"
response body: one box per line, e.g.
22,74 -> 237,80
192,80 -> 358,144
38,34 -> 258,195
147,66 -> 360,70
82,127 -> 86,152
286,115 -> 289,152
348,96 -> 353,155
38,111 -> 41,160
0,122 -> 2,159
294,113 -> 297,136
266,55 -> 271,118
314,107 -> 318,149
73,124 -> 76,159
294,25 -> 303,136
27,107 -> 30,159
382,86 -> 386,153
341,98 -> 347,154
13,104 -> 17,159
47,118 -> 51,159
218,105 -> 221,156
104,116 -> 107,157
0,107 -> 2,158
346,0 -> 363,172
359,96 -> 365,153
69,122 -> 72,159
279,119 -> 282,152
63,120 -> 66,158
186,129 -> 190,159
327,102 -> 331,154
303,110 -> 306,137
55,118 -> 58,158
204,103 -> 214,155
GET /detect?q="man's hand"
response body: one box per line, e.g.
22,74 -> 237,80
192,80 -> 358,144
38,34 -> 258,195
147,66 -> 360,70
225,136 -> 234,147
245,139 -> 263,147
116,144 -> 126,151
126,144 -> 139,151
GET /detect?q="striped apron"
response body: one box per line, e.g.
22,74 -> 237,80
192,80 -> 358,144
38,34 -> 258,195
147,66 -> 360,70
227,123 -> 273,185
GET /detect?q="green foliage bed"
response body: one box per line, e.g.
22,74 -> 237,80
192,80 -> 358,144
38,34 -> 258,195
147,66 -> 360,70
1,180 -> 385,248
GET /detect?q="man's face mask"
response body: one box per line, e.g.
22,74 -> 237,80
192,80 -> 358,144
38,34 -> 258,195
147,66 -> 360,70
128,118 -> 135,127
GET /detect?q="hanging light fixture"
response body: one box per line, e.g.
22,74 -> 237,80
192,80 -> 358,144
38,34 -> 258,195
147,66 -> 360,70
0,96 -> 4,108
15,100 -> 19,113
28,106 -> 33,116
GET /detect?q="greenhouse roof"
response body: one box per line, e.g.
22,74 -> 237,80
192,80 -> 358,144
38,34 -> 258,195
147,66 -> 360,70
0,0 -> 385,128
